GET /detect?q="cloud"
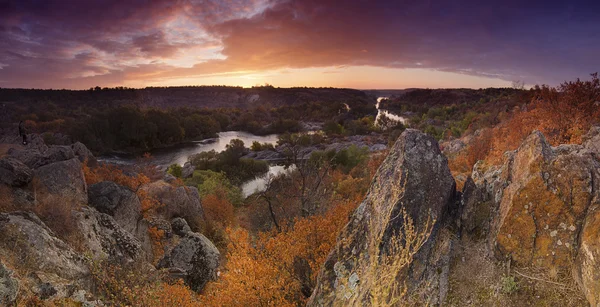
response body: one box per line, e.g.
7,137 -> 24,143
0,0 -> 598,88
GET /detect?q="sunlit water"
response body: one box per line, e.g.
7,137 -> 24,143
242,164 -> 296,197
375,97 -> 407,125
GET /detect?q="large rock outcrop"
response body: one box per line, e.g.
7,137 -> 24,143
71,141 -> 97,166
88,181 -> 142,234
465,128 -> 600,306
74,207 -> 144,264
8,145 -> 75,169
0,156 -> 33,187
0,212 -> 90,299
157,231 -> 220,292
33,158 -> 88,205
309,129 -> 456,306
140,180 -> 204,225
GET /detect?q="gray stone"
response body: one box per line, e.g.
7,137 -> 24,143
74,207 -> 144,264
182,162 -> 195,178
72,142 -> 97,166
33,158 -> 87,205
171,217 -> 192,236
88,181 -> 142,234
0,261 -> 18,306
8,145 -> 74,169
0,211 -> 89,281
0,156 -> 33,187
157,232 -> 220,292
308,129 -> 456,306
140,180 -> 204,224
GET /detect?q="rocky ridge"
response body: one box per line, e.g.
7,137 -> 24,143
0,135 -> 217,305
309,127 -> 600,306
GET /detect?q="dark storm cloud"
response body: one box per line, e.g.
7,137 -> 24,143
0,0 -> 598,88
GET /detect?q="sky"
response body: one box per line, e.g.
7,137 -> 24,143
0,0 -> 598,90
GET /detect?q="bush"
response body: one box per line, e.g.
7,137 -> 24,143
501,275 -> 519,294
323,121 -> 345,136
251,141 -> 275,152
167,164 -> 183,178
185,170 -> 243,206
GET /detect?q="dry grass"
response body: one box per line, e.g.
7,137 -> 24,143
365,208 -> 434,307
445,239 -> 587,306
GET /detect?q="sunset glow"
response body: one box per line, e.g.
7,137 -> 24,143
0,0 -> 598,89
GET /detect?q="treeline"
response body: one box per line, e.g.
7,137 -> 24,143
3,86 -> 376,153
378,88 -> 532,140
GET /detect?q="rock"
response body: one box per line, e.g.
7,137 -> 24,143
0,211 -> 89,281
72,142 -> 97,166
460,177 -> 493,239
368,143 -> 387,152
182,162 -> 195,178
33,158 -> 87,205
163,173 -> 177,183
488,131 -> 599,268
140,180 -> 204,225
171,217 -> 192,236
8,145 -> 75,169
7,148 -> 45,169
88,181 -> 142,234
578,204 -> 600,306
442,139 -> 466,157
157,232 -> 220,292
74,207 -> 144,264
308,129 -> 456,306
46,145 -> 76,165
465,127 -> 600,306
0,156 -> 33,187
0,261 -> 18,306
242,149 -> 286,161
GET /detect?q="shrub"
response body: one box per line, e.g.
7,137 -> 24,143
501,275 -> 519,294
185,170 -> 243,206
323,120 -> 345,136
167,163 -> 183,178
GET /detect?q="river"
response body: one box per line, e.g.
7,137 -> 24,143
99,100 -> 404,196
375,97 -> 407,125
99,131 -> 281,197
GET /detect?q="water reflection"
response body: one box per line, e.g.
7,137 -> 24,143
99,131 -> 279,166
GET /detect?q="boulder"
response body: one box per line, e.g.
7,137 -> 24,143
465,127 -> 600,306
182,162 -> 195,178
74,207 -> 144,264
71,142 -> 97,166
88,181 -> 142,234
8,145 -> 74,169
0,261 -> 18,306
0,212 -> 89,281
157,232 -> 220,292
0,156 -> 33,187
171,217 -> 192,237
308,129 -> 456,306
33,158 -> 87,205
485,131 -> 599,268
140,180 -> 204,224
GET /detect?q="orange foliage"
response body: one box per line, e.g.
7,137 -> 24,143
451,74 -> 600,174
83,161 -> 150,191
203,191 -> 236,227
148,226 -> 166,264
90,261 -> 199,306
202,199 -> 357,306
